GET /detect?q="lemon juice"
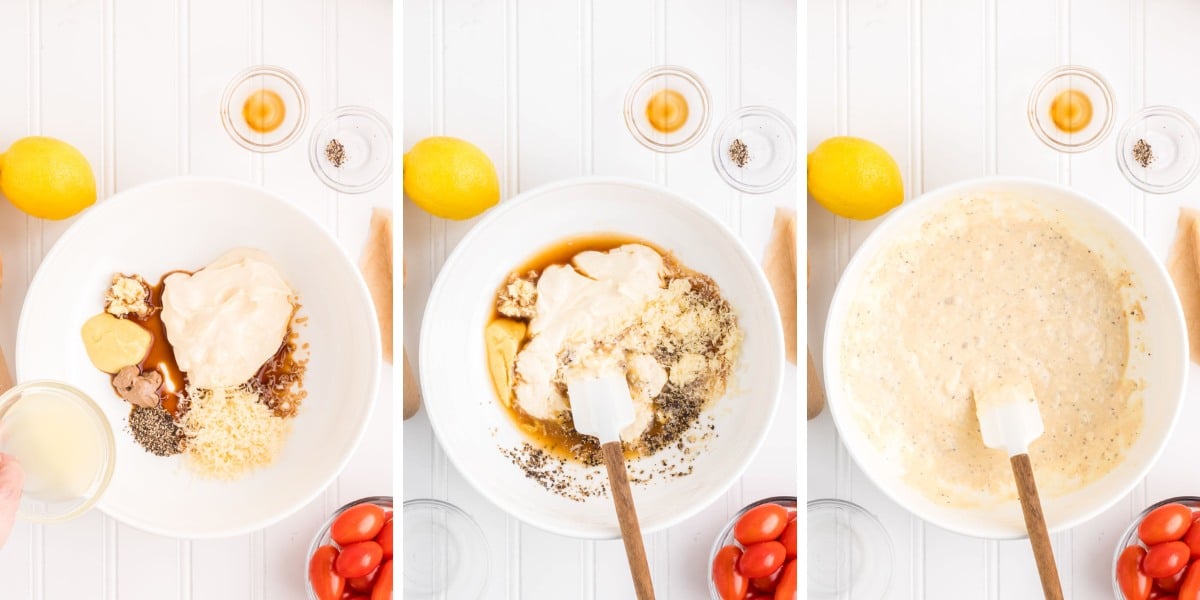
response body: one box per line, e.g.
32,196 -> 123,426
0,386 -> 106,503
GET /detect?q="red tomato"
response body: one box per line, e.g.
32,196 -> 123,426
712,545 -> 748,600
750,567 -> 782,594
336,541 -> 384,579
1118,545 -> 1153,600
1145,542 -> 1192,578
376,519 -> 394,560
308,545 -> 346,600
774,560 -> 797,600
779,519 -> 797,560
332,504 -> 388,546
346,567 -> 380,594
1183,516 -> 1200,560
739,541 -> 787,579
371,560 -> 393,600
735,504 -> 789,545
1160,567 -> 1189,593
1142,504 -> 1195,546
1157,596 -> 1180,600
1182,563 -> 1200,600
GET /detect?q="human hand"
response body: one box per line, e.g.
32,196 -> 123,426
0,453 -> 23,548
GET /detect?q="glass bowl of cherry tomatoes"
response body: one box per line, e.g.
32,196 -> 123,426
1113,496 -> 1200,599
307,496 -> 394,600
709,496 -> 798,600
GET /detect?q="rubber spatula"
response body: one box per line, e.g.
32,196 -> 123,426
568,373 -> 655,600
974,382 -> 1063,600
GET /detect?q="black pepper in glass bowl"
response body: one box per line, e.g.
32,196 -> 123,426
711,106 -> 797,194
1116,105 -> 1200,194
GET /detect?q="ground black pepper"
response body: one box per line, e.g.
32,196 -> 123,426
1133,138 -> 1155,168
324,139 -> 347,168
129,405 -> 184,457
728,138 -> 750,168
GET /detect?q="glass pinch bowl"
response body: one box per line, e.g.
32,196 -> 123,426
403,498 -> 489,599
1115,105 -> 1200,194
308,106 -> 393,194
220,65 -> 308,153
623,65 -> 712,153
807,498 -> 893,600
1027,65 -> 1116,153
708,496 -> 798,599
711,105 -> 798,194
305,496 -> 394,600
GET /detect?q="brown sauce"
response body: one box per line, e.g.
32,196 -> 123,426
253,312 -> 309,418
127,273 -> 189,417
487,233 -> 669,464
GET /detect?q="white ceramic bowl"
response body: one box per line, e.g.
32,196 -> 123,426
420,177 -> 784,539
823,176 -> 1188,539
15,177 -> 381,538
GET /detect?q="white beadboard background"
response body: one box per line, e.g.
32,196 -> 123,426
808,0 -> 1200,598
402,0 -> 797,597
0,1 -> 393,598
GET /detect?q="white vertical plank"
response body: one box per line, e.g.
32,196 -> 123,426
590,0 -> 654,182
0,0 -> 34,594
112,1 -> 185,597
185,0 -> 254,596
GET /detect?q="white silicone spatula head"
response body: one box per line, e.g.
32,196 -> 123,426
974,381 -> 1045,457
567,372 -> 636,444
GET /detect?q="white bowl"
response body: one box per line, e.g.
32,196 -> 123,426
420,177 -> 784,539
15,177 -> 381,538
823,176 -> 1188,539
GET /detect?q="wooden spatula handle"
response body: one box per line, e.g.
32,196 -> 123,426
601,441 -> 655,600
1011,453 -> 1063,600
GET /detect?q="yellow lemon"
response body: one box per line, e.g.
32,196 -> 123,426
403,136 -> 500,220
807,136 -> 903,220
0,136 -> 97,220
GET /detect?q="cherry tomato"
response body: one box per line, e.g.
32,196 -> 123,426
1160,567 -> 1189,593
1181,563 -> 1200,600
1157,596 -> 1180,600
1183,516 -> 1200,560
340,595 -> 368,600
1142,504 -> 1195,546
371,560 -> 393,600
308,545 -> 346,600
376,519 -> 394,560
1118,545 -> 1153,600
779,519 -> 797,560
739,541 -> 787,579
1145,542 -> 1192,578
346,567 -> 380,594
735,504 -> 789,545
712,545 -> 748,600
750,567 -> 781,594
774,560 -> 797,600
332,504 -> 388,546
336,541 -> 384,579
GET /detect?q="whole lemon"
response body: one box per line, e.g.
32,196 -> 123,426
403,137 -> 500,220
0,136 -> 97,220
807,136 -> 903,220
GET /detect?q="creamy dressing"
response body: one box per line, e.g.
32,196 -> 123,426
841,195 -> 1142,507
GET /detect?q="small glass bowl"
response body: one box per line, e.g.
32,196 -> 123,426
220,65 -> 308,153
708,496 -> 798,600
1115,105 -> 1200,194
807,498 -> 893,600
308,106 -> 393,194
711,106 -> 797,193
305,496 -> 394,600
624,65 -> 712,153
1111,496 -> 1200,599
0,380 -> 115,523
1027,65 -> 1116,153
403,498 -> 489,599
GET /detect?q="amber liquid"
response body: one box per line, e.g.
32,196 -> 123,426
127,274 -> 188,417
488,233 -> 668,462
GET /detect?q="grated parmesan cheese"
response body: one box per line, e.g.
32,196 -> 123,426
180,385 -> 289,479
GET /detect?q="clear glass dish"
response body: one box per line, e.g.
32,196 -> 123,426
0,380 -> 115,523
711,106 -> 797,193
308,106 -> 393,194
807,498 -> 893,600
708,496 -> 798,599
1111,496 -> 1200,599
403,498 -> 489,599
1115,105 -> 1200,194
305,495 -> 394,600
624,65 -> 712,153
220,65 -> 308,153
1027,65 -> 1116,153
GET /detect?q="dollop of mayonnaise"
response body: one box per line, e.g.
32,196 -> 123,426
161,248 -> 294,389
513,244 -> 664,439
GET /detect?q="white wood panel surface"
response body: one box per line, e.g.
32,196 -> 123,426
808,0 -> 1200,598
0,1 -> 393,598
403,0 -> 798,597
